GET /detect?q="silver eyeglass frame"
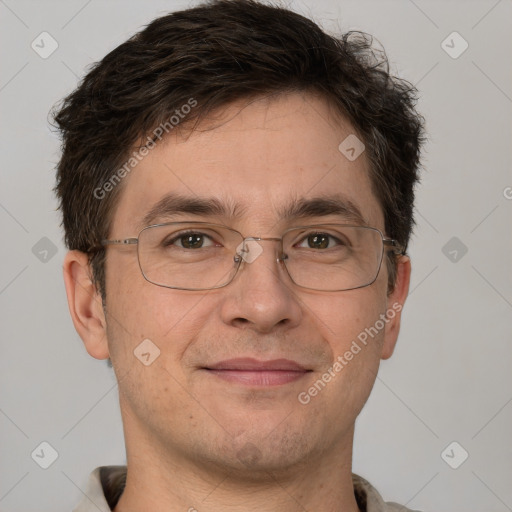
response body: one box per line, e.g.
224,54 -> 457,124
97,221 -> 405,292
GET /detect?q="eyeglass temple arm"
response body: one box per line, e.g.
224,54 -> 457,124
87,238 -> 138,253
101,238 -> 139,246
383,238 -> 405,255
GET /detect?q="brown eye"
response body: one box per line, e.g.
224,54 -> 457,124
180,234 -> 205,249
163,231 -> 215,249
297,232 -> 344,250
308,234 -> 329,249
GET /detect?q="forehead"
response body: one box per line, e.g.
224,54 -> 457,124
110,92 -> 384,234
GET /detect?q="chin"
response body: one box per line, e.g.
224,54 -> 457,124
195,422 -> 317,481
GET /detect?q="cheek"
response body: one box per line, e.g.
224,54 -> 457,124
105,266 -> 213,367
296,291 -> 387,425
308,287 -> 387,354
104,283 -> 206,420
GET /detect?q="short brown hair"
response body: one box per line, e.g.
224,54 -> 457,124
51,0 -> 424,300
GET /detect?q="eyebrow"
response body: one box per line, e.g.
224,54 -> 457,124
138,192 -> 368,230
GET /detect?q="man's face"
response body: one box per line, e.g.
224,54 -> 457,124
100,93 -> 407,476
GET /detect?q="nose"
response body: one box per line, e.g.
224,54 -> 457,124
219,238 -> 302,333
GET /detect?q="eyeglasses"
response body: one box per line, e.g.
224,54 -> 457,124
99,222 -> 404,292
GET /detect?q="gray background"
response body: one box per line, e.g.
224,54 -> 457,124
1,0 -> 511,511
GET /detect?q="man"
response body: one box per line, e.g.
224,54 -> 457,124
52,1 -> 424,510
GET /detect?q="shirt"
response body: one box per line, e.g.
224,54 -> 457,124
72,465 -> 419,512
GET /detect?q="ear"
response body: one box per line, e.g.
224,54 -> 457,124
63,250 -> 110,360
381,255 -> 411,360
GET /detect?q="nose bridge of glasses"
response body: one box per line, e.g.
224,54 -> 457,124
234,235 -> 286,265
251,236 -> 282,243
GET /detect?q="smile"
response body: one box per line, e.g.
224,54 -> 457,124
203,358 -> 312,386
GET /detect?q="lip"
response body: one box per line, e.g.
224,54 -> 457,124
203,358 -> 311,386
206,358 -> 308,371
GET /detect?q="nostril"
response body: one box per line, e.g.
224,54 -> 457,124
233,318 -> 250,327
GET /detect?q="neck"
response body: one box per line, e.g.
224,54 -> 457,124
114,424 -> 360,512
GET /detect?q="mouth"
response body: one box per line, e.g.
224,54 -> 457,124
202,358 -> 312,386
